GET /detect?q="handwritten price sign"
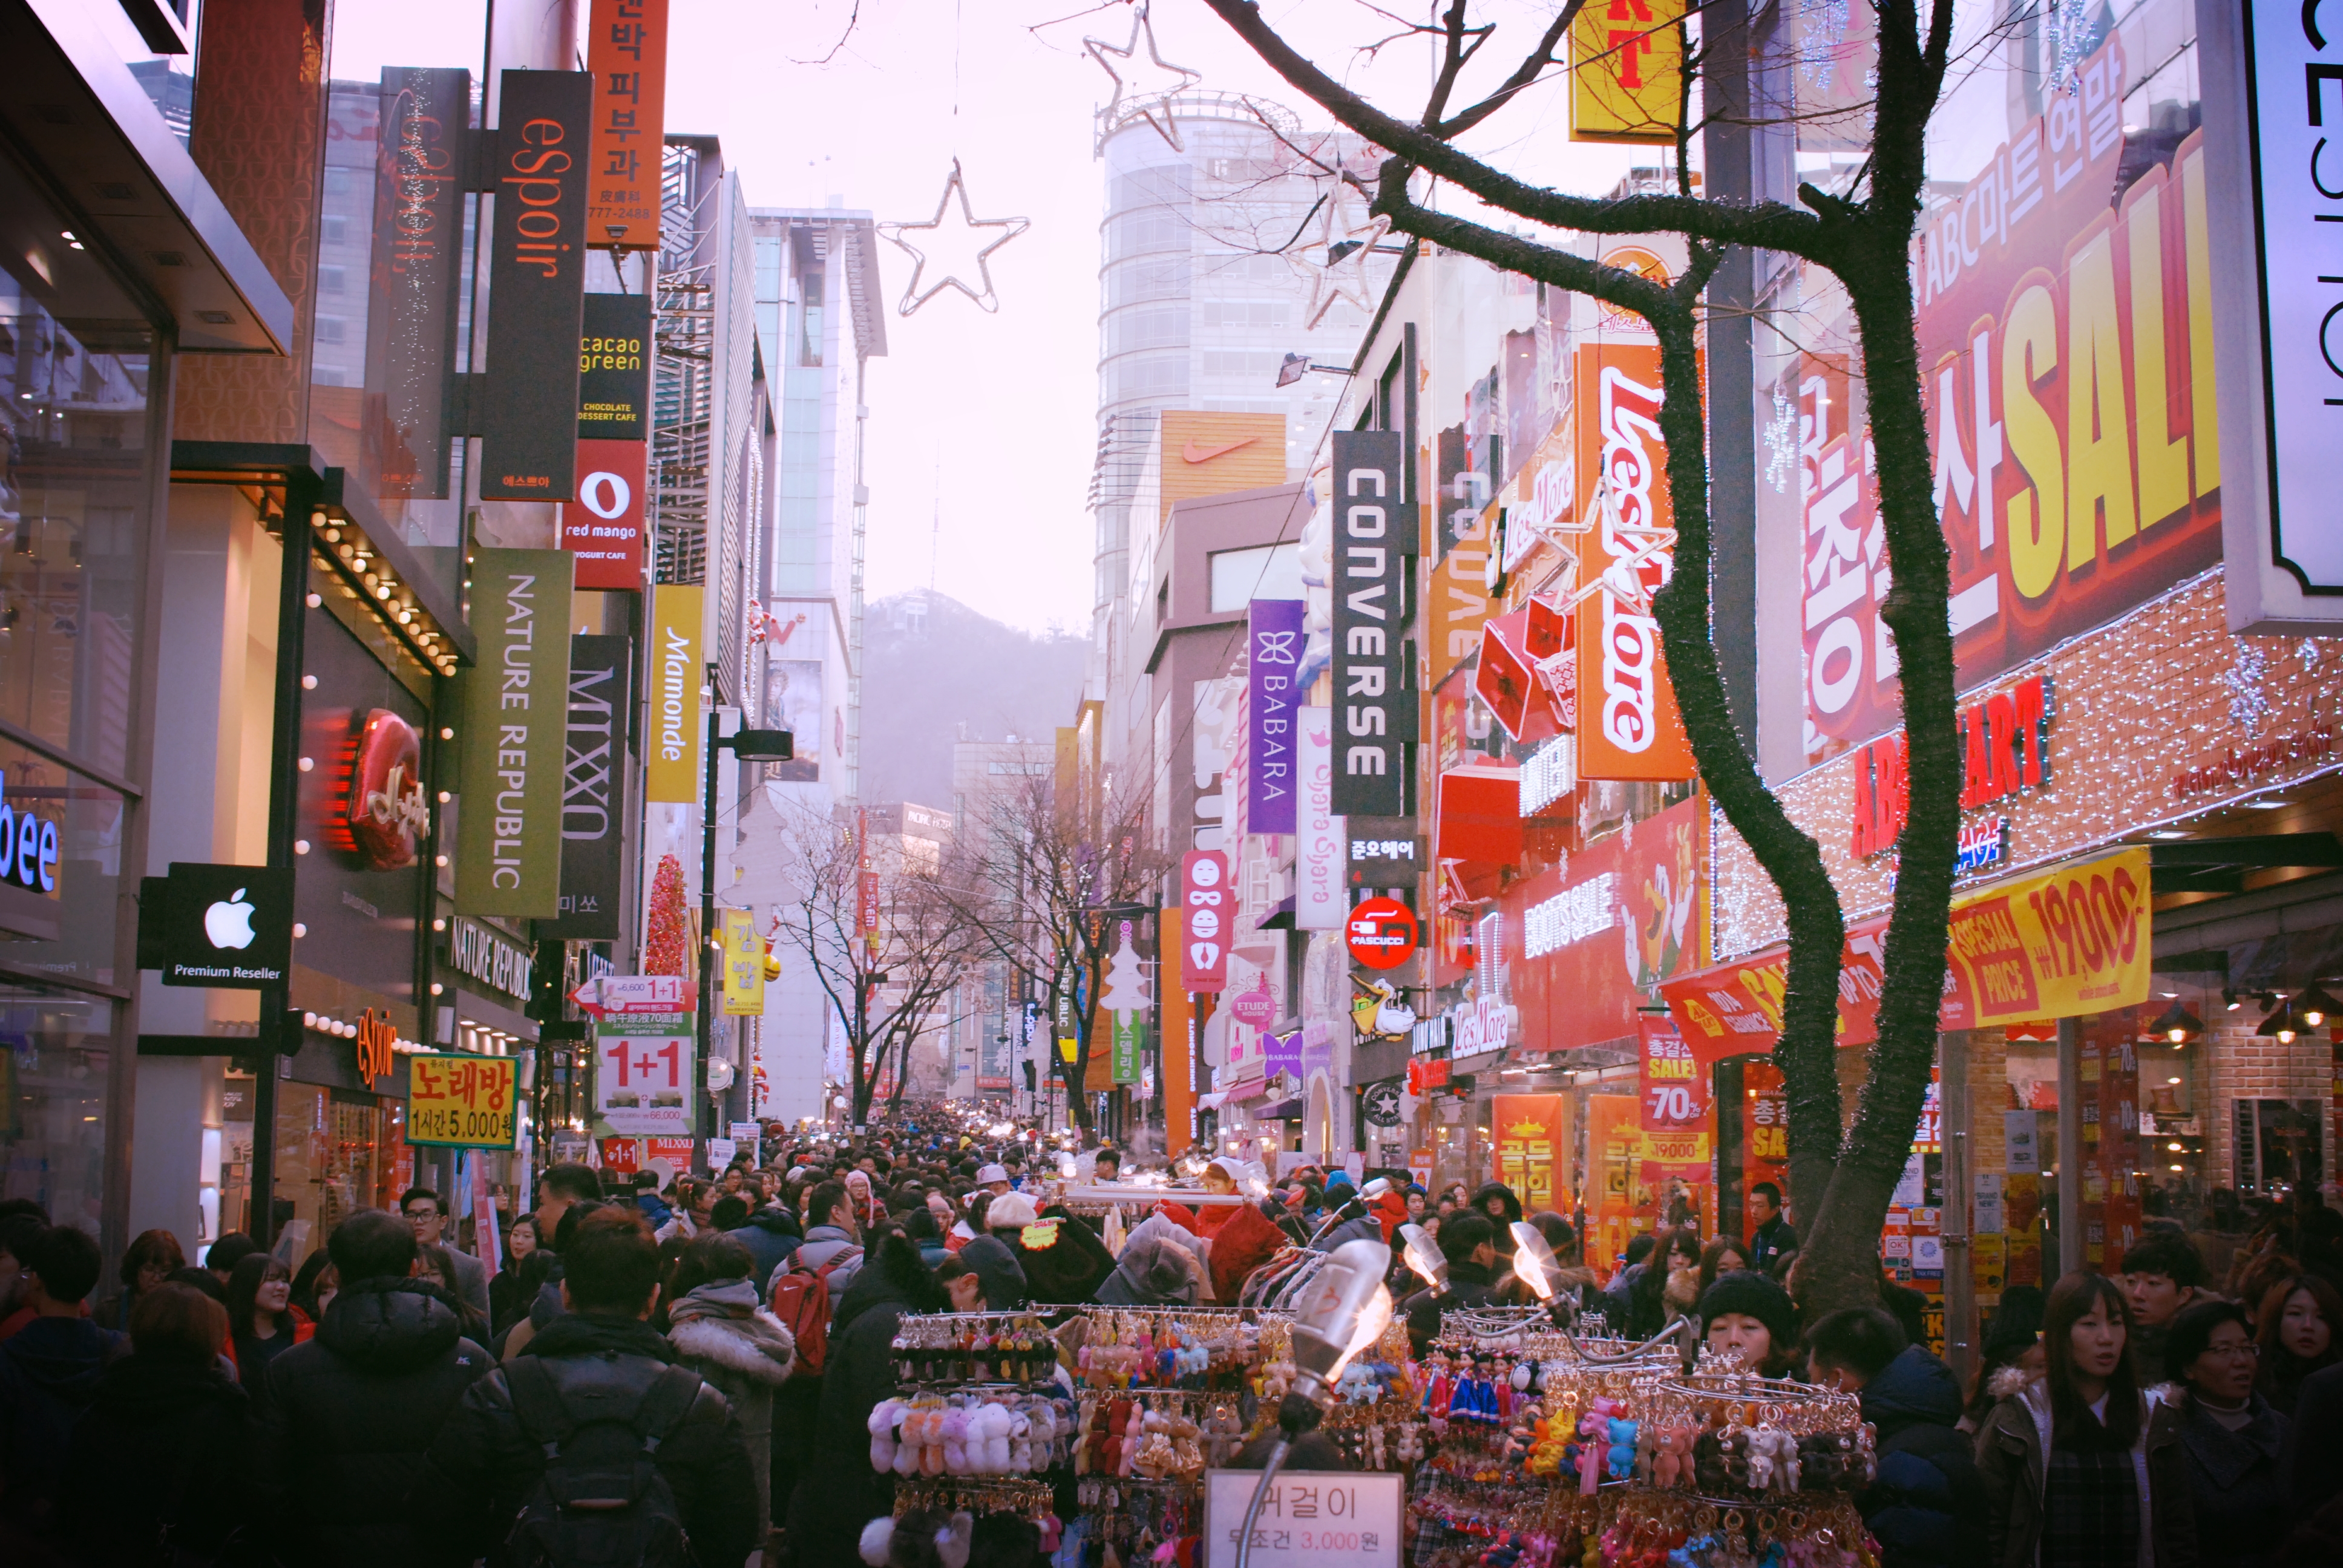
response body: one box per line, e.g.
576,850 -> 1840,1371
407,1053 -> 519,1148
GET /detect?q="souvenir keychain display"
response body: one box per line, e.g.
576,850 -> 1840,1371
893,1310 -> 1058,1386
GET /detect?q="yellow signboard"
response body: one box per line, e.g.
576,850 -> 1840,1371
407,1053 -> 520,1148
1570,0 -> 1685,144
644,584 -> 703,803
721,907 -> 764,1016
1941,848 -> 2153,1030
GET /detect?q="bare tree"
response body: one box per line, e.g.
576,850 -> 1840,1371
1202,0 -> 1964,1313
939,772 -> 1173,1133
772,803 -> 981,1123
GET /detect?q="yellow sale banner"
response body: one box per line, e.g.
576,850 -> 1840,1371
720,907 -> 763,1016
408,1054 -> 519,1148
1941,848 -> 2151,1029
1570,0 -> 1685,144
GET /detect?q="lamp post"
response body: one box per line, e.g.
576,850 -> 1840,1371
698,688 -> 793,1170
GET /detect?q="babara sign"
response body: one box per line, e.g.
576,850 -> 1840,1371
1810,33 -> 2223,751
407,1053 -> 519,1149
1247,598 -> 1304,835
1663,846 -> 2153,1057
1568,0 -> 1686,143
1849,673 -> 2053,858
1179,851 -> 1231,992
1574,344 -> 1693,780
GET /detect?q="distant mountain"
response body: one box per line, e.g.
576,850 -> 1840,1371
860,591 -> 1087,809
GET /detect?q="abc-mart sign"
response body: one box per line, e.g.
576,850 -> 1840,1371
2201,4 -> 2343,630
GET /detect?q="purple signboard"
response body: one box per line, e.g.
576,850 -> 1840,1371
1247,598 -> 1305,835
1263,1028 -> 1303,1079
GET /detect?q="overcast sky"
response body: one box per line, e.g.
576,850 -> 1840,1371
655,1 -> 1637,633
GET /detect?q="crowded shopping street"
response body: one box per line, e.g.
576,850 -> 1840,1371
4,0 -> 2343,1564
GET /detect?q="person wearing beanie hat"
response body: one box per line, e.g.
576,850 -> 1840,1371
1699,1269 -> 1798,1376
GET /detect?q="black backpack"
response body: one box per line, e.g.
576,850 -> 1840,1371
504,1356 -> 704,1567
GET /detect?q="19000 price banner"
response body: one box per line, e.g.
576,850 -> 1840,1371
407,1053 -> 520,1148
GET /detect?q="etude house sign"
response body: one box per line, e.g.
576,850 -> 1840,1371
455,550 -> 574,917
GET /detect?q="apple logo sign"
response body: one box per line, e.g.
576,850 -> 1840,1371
205,889 -> 258,950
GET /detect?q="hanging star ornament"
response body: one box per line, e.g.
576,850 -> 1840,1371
877,158 -> 1032,316
1288,178 -> 1390,329
1085,0 -> 1203,149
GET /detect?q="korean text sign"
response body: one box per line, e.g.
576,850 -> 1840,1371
408,1053 -> 519,1148
585,0 -> 669,249
1491,1094 -> 1571,1214
1570,0 -> 1686,143
595,1013 -> 696,1137
1202,1470 -> 1400,1567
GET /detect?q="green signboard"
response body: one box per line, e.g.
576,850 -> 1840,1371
455,549 -> 574,916
1111,1014 -> 1144,1085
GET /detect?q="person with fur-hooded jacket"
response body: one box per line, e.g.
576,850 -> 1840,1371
1973,1271 -> 2197,1568
664,1233 -> 795,1544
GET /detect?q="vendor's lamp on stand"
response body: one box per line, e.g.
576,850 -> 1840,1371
1234,1238 -> 1393,1568
1510,1221 -> 1700,1370
1398,1223 -> 1446,1290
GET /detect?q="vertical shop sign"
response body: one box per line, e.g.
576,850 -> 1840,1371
1587,1093 -> 1643,1271
1293,708 -> 1344,929
1111,1014 -> 1144,1085
480,70 -> 592,500
1492,1093 -> 1570,1214
1574,345 -> 1694,779
577,293 -> 652,439
1570,0 -> 1685,143
1179,850 -> 1231,991
564,443 -> 646,588
545,634 -> 629,940
364,67 -> 470,499
585,0 -> 669,249
455,550 -> 574,917
644,586 -> 703,802
720,907 -> 764,1015
1247,599 -> 1304,834
1330,429 -> 1408,815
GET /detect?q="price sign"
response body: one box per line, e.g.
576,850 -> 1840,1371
407,1054 -> 519,1148
707,1137 -> 737,1169
1203,1471 -> 1401,1567
595,1013 -> 696,1137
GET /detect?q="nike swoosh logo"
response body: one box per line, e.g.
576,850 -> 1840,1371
1182,436 -> 1259,464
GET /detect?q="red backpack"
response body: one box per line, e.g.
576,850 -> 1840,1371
768,1250 -> 854,1376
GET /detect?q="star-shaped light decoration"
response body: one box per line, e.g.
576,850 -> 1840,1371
876,159 -> 1032,316
1085,0 -> 1203,150
1288,177 -> 1391,329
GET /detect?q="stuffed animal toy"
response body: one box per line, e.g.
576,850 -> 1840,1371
1575,1409 -> 1608,1494
1604,1417 -> 1638,1482
978,1403 -> 1018,1473
941,1408 -> 971,1475
869,1399 -> 904,1472
894,1409 -> 926,1477
859,1508 -> 974,1568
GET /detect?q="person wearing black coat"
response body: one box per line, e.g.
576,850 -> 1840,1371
1400,1212 -> 1503,1357
257,1210 -> 494,1568
725,1203 -> 803,1296
2283,1355 -> 2343,1527
58,1281 -> 262,1566
1805,1307 -> 1985,1568
781,1229 -> 947,1566
2163,1299 -> 2290,1568
424,1207 -> 758,1568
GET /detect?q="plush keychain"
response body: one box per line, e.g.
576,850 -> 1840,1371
868,1399 -> 904,1473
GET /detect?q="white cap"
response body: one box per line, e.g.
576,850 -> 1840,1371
975,1163 -> 1009,1185
987,1192 -> 1040,1229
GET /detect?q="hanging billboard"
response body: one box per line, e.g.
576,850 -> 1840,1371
1329,429 -> 1408,815
454,550 -> 574,918
364,67 -> 469,500
480,70 -> 592,500
544,634 -> 629,941
1247,598 -> 1303,834
645,586 -> 703,802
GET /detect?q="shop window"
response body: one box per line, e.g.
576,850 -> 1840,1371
0,986 -> 111,1224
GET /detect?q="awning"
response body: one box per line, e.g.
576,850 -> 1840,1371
1221,1076 -> 1272,1103
1256,894 -> 1297,930
1197,1090 -> 1230,1111
1256,1097 -> 1303,1120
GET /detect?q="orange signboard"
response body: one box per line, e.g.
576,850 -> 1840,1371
1491,1094 -> 1571,1216
1574,344 -> 1693,780
586,0 -> 670,249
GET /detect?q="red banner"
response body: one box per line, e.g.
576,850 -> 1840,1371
1662,915 -> 1888,1064
1491,1094 -> 1571,1215
1739,1059 -> 1790,1244
1179,851 -> 1231,992
1637,1015 -> 1709,1132
585,0 -> 670,249
563,438 -> 646,588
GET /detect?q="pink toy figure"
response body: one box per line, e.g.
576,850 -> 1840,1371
1576,1410 -> 1608,1495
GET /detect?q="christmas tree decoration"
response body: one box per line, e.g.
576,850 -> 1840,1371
1083,0 -> 1202,150
1098,918 -> 1150,1019
644,852 -> 689,977
877,158 -> 1031,316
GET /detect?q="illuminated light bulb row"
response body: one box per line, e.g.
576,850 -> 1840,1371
313,512 -> 459,678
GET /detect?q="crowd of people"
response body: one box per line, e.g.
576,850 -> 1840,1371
0,1111 -> 2338,1567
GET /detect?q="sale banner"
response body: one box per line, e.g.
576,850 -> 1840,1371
1639,1127 -> 1713,1186
1573,344 -> 1693,780
1937,849 -> 2151,1030
407,1054 -> 519,1149
1740,1058 -> 1791,1243
1587,1093 -> 1644,1272
1637,1015 -> 1709,1134
595,1012 -> 696,1136
1492,1094 -> 1571,1215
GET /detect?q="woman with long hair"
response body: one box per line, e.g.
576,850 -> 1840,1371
223,1251 -> 310,1392
2252,1271 -> 2339,1414
1697,1233 -> 1749,1301
1625,1225 -> 1702,1339
419,1243 -> 493,1345
664,1232 -> 794,1544
1974,1270 -> 2198,1568
488,1213 -> 542,1336
100,1227 -> 185,1330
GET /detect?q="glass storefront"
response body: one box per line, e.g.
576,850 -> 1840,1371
0,988 -> 112,1226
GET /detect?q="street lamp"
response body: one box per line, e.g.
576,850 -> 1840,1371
698,684 -> 793,1166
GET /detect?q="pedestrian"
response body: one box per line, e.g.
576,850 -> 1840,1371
488,1214 -> 542,1338
255,1207 -> 494,1567
1620,1225 -> 1702,1339
419,1243 -> 494,1347
0,1224 -> 117,1546
425,1206 -> 756,1568
1973,1269 -> 2198,1568
793,1179 -> 868,1298
1962,1285 -> 2047,1431
203,1232 -> 260,1289
1805,1305 -> 1984,1568
0,1208 -> 44,1334
900,1206 -> 950,1267
56,1282 -> 259,1567
401,1186 -> 491,1319
2252,1272 -> 2338,1414
664,1232 -> 796,1546
1697,1233 -> 1751,1300
725,1190 -> 804,1295
97,1227 -> 184,1332
1400,1211 -> 1504,1357
1697,1269 -> 1800,1377
937,1235 -> 1027,1313
2161,1298 -> 2288,1568
2281,1356 -> 2343,1532
1094,1233 -> 1202,1307
224,1250 -> 312,1393
782,1229 -> 946,1566
1746,1183 -> 1798,1275
2121,1231 -> 2214,1381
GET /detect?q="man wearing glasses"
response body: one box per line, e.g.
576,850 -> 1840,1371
401,1186 -> 490,1319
